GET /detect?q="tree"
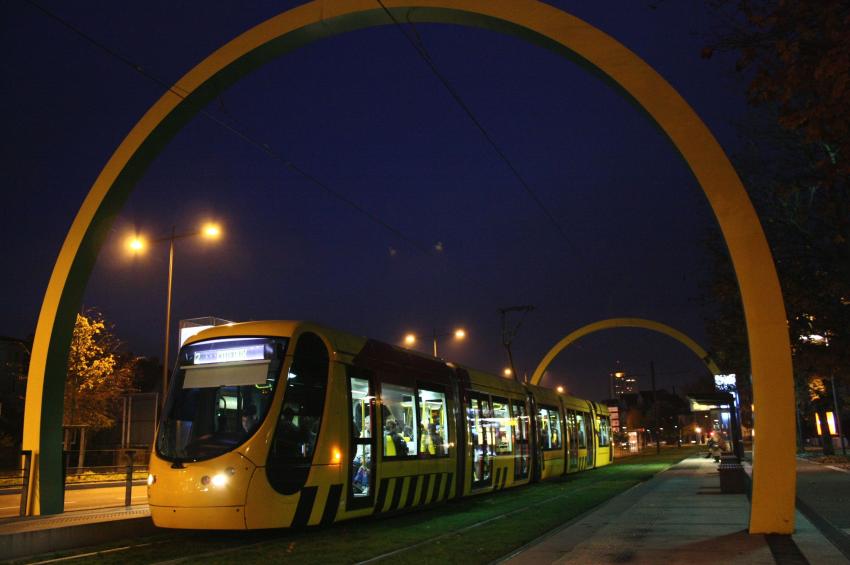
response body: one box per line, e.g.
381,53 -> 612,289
702,1 -> 850,452
65,310 -> 137,469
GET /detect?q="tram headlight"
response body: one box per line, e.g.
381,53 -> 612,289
147,474 -> 156,486
211,473 -> 229,487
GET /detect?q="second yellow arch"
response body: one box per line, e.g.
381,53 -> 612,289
530,318 -> 721,386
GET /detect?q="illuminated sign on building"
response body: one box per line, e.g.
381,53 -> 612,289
714,374 -> 737,391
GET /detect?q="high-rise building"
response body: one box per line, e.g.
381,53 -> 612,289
611,370 -> 637,397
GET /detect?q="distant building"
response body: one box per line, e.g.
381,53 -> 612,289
611,371 -> 637,398
0,337 -> 30,461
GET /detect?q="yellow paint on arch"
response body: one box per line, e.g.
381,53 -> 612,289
530,318 -> 722,386
23,0 -> 795,532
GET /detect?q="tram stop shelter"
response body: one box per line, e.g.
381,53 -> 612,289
688,392 -> 744,460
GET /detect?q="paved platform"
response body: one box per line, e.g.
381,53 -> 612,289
0,504 -> 156,560
500,456 -> 848,564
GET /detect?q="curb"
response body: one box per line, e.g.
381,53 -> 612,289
0,514 -> 160,561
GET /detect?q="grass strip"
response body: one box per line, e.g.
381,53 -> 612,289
14,448 -> 695,564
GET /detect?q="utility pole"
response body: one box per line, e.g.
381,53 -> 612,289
831,372 -> 847,456
498,305 -> 534,383
651,361 -> 660,454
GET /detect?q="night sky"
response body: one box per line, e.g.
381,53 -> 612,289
1,1 -> 747,400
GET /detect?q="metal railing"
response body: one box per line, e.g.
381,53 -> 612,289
0,449 -> 150,517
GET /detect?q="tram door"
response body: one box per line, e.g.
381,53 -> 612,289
567,410 -> 579,470
511,400 -> 530,480
586,405 -> 596,468
348,367 -> 377,509
467,394 -> 494,489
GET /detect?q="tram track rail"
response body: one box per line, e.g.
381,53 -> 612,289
353,481 -> 604,565
155,475 -> 640,564
10,450 -> 693,565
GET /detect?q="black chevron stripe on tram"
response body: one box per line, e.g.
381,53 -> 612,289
445,472 -> 453,498
291,486 -> 318,527
374,478 -> 391,514
388,476 -> 405,511
418,474 -> 432,507
404,475 -> 419,510
320,484 -> 343,526
501,467 -> 508,489
430,473 -> 443,503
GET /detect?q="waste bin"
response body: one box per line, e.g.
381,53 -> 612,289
718,457 -> 747,494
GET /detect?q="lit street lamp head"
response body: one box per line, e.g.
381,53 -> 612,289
202,223 -> 222,239
454,328 -> 466,340
404,333 -> 416,346
126,235 -> 146,254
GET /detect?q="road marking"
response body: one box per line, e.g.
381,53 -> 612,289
28,542 -> 154,564
825,465 -> 850,474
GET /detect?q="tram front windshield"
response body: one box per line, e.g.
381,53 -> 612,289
156,337 -> 287,462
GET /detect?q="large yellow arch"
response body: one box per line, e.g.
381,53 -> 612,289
530,318 -> 722,386
23,0 -> 795,532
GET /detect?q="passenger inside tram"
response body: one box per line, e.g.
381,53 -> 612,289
241,404 -> 258,433
352,455 -> 370,494
385,419 -> 409,456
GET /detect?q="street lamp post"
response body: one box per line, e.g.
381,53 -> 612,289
127,222 -> 222,405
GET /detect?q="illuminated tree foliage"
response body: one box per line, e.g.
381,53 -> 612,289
65,311 -> 136,431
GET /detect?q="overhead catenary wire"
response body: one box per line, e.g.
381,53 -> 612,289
23,0 -> 432,256
20,0 -> 545,366
374,0 -> 590,267
23,1 -> 646,379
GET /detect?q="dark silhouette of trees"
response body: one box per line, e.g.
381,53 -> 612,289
702,1 -> 850,452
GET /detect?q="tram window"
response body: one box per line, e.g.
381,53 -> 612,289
537,406 -> 561,450
492,397 -> 512,455
598,416 -> 610,447
512,401 -> 529,442
157,337 -> 285,464
511,400 -> 531,480
267,333 -> 329,494
418,387 -> 448,457
567,410 -> 579,448
381,383 -> 417,458
351,377 -> 372,438
576,412 -> 587,449
468,394 -> 494,485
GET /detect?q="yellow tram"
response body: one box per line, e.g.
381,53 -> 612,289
147,321 -> 612,529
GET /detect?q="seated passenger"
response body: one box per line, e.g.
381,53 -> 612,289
353,458 -> 370,494
385,419 -> 408,457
